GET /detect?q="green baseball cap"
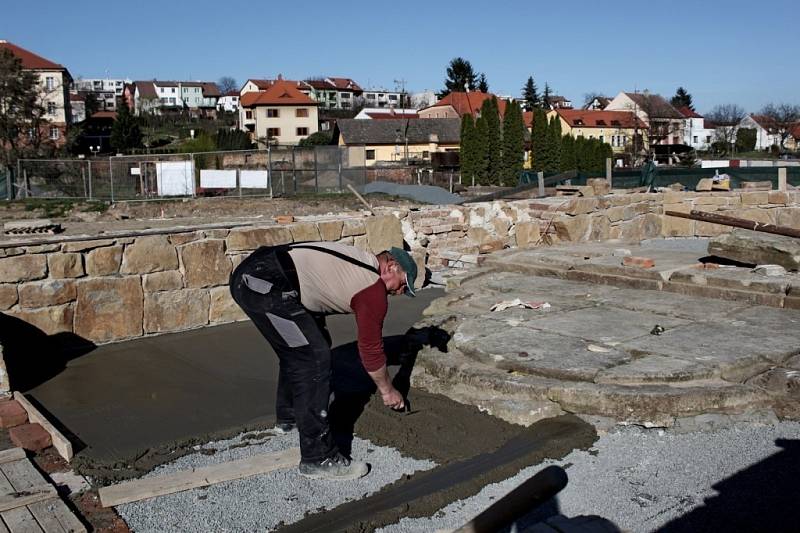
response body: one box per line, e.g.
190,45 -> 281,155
388,247 -> 417,296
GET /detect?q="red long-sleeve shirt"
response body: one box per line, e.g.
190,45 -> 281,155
350,279 -> 388,372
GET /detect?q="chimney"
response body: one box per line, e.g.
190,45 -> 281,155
278,73 -> 283,81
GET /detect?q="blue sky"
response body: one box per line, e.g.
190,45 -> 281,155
3,0 -> 795,113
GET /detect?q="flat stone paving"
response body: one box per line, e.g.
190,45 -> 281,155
414,239 -> 800,427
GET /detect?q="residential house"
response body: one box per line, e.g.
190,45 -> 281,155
361,87 -> 408,109
606,91 -> 685,146
354,108 -> 419,120
303,77 -> 364,110
410,90 -> 437,110
545,95 -> 573,109
678,107 -> 715,151
418,91 -> 508,119
217,91 -> 240,113
0,40 -> 72,145
738,115 -> 795,151
73,78 -> 130,111
239,80 -> 319,145
333,118 -> 460,166
549,109 -> 646,154
584,96 -> 611,110
129,81 -> 220,117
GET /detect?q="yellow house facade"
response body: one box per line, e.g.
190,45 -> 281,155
547,109 -> 647,154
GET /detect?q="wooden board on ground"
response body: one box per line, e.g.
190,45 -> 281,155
28,500 -> 86,533
1,507 -> 42,533
99,447 -> 301,507
0,451 -> 25,467
13,394 -> 72,462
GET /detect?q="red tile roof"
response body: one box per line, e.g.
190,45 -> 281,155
0,40 -> 65,70
749,114 -> 778,131
790,123 -> 800,140
677,106 -> 703,119
240,80 -> 318,107
556,109 -> 646,129
90,111 -> 117,119
427,91 -> 508,118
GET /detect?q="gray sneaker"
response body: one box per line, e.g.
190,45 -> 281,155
298,453 -> 369,481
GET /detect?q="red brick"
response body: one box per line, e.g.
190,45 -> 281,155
0,400 -> 28,428
274,215 -> 294,224
479,240 -> 505,254
623,256 -> 656,269
9,423 -> 51,451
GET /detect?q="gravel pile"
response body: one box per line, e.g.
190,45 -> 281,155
380,421 -> 800,533
116,430 -> 435,532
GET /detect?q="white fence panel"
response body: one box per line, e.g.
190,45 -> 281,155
240,170 -> 269,189
200,169 -> 237,188
156,161 -> 194,196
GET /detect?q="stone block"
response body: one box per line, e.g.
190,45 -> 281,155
587,178 -> 611,196
209,286 -> 246,323
47,253 -> 84,279
693,196 -> 729,206
491,218 -> 510,237
9,423 -> 51,451
169,231 -> 203,245
741,191 -> 769,205
623,256 -> 655,268
61,239 -> 115,253
75,277 -> 143,342
18,279 -> 76,308
365,215 -> 403,253
479,239 -> 506,253
341,219 -> 366,237
768,191 -> 790,205
0,400 -> 28,428
588,215 -> 610,241
606,206 -> 626,223
466,227 -> 491,245
0,255 -> 47,283
730,208 -> 774,225
337,236 -> 355,246
353,235 -> 369,251
205,229 -> 230,239
229,254 -> 248,270
776,208 -> 800,229
142,270 -> 184,292
180,239 -> 231,288
289,222 -> 321,242
0,284 -> 18,310
144,289 -> 210,334
696,178 -> 714,191
226,226 -> 292,252
553,215 -> 590,241
318,220 -> 344,241
709,229 -> 800,271
86,245 -> 123,276
7,304 -> 73,335
662,203 -> 694,237
563,198 -> 599,216
514,222 -> 541,248
121,235 -> 178,274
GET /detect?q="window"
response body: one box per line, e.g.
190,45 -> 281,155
422,151 -> 430,159
599,136 -> 604,143
297,127 -> 309,136
45,77 -> 54,90
47,102 -> 56,115
389,94 -> 398,101
296,108 -> 309,117
341,92 -> 351,99
366,149 -> 375,160
245,110 -> 253,119
693,136 -> 698,143
49,127 -> 59,140
706,136 -> 712,143
267,109 -> 279,118
267,128 -> 280,137
160,88 -> 165,93
574,119 -> 584,126
367,94 -> 375,99
596,120 -> 606,126
171,88 -> 176,93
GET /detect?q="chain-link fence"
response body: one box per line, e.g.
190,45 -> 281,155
14,146 -> 455,201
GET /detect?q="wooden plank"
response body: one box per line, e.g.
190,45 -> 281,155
28,499 -> 86,533
99,447 -> 301,507
1,507 -> 44,533
0,514 -> 8,533
0,487 -> 57,513
12,394 -> 72,462
1,460 -> 47,492
0,452 -> 25,467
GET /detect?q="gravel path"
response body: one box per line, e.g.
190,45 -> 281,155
380,421 -> 800,533
115,430 -> 434,532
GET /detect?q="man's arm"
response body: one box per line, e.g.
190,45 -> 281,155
351,280 -> 404,409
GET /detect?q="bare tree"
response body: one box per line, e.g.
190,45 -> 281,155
217,76 -> 238,94
582,92 -> 606,109
706,104 -> 746,155
759,103 -> 800,149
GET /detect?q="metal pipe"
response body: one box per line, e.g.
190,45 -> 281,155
665,210 -> 800,239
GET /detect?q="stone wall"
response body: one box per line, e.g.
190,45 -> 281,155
0,189 -> 798,395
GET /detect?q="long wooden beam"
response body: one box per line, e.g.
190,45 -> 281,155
665,210 -> 800,239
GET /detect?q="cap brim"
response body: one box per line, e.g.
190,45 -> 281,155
404,273 -> 416,296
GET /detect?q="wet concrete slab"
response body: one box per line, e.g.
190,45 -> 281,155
24,288 -> 444,469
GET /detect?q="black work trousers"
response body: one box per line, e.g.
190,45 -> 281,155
229,246 -> 336,463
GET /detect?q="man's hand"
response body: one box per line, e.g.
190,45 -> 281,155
368,365 -> 405,410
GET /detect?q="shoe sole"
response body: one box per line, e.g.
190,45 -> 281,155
298,465 -> 369,481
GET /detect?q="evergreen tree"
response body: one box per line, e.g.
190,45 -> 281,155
670,87 -> 694,111
560,134 -> 576,171
531,108 -> 548,172
440,57 -> 477,97
473,112 -> 490,184
542,83 -> 552,109
459,114 -> 476,184
546,115 -> 562,173
110,99 -> 143,153
482,97 -> 502,184
501,101 -> 525,185
477,73 -> 489,93
574,136 -> 587,173
521,76 -> 540,110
